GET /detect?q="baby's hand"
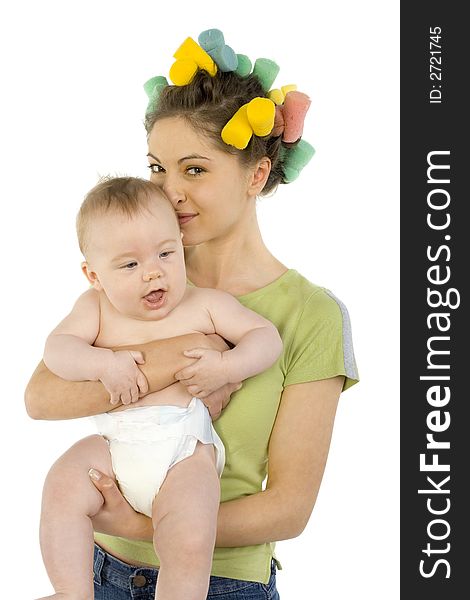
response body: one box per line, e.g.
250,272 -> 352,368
174,348 -> 229,399
100,350 -> 149,405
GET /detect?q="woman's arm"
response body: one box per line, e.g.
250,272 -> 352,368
89,376 -> 343,545
216,376 -> 343,545
25,333 -> 229,420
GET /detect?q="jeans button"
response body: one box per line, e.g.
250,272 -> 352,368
132,574 -> 147,587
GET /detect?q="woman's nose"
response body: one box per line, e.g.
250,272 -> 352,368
162,177 -> 186,208
143,270 -> 161,282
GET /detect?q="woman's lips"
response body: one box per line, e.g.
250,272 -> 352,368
177,213 -> 197,225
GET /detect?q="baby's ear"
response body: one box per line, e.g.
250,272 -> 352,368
81,261 -> 102,291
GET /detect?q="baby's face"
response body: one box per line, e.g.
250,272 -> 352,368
84,195 -> 187,320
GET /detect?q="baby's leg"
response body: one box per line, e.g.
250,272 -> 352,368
37,435 -> 114,600
152,442 -> 220,600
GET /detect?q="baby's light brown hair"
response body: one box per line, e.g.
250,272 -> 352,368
76,176 -> 172,257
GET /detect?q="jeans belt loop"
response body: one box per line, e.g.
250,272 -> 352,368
93,544 -> 105,585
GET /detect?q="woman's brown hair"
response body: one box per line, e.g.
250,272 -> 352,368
144,70 -> 285,196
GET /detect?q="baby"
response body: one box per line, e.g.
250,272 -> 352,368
36,176 -> 282,600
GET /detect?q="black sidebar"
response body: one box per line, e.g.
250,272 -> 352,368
401,3 -> 468,599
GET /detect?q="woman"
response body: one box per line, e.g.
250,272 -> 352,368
25,32 -> 358,599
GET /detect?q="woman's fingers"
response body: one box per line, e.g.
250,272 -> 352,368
203,382 -> 242,419
88,469 -> 123,508
88,468 -> 152,539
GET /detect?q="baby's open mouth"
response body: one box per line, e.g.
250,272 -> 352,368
143,290 -> 164,302
142,289 -> 167,309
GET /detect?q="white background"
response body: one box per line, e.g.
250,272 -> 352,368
0,1 -> 399,598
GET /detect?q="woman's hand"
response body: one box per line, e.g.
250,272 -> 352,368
202,381 -> 242,420
88,469 -> 153,541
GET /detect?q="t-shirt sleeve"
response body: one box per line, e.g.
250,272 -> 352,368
283,288 -> 359,391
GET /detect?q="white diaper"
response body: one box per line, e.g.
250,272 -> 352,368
94,397 -> 225,517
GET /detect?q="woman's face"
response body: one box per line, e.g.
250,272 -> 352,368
147,117 -> 255,247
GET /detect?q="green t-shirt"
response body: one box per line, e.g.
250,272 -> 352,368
94,269 -> 359,583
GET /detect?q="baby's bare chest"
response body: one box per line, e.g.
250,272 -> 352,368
94,298 -> 214,348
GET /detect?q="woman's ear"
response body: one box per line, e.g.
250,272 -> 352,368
81,262 -> 103,291
247,157 -> 272,197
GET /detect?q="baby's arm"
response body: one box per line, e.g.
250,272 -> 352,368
44,289 -> 147,405
44,289 -> 107,381
25,334 -> 230,420
175,289 -> 282,397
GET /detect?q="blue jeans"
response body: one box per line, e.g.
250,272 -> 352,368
93,544 -> 280,599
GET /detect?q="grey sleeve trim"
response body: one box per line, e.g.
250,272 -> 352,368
324,290 -> 359,381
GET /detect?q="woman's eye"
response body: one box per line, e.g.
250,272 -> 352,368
186,166 -> 204,176
148,164 -> 164,174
